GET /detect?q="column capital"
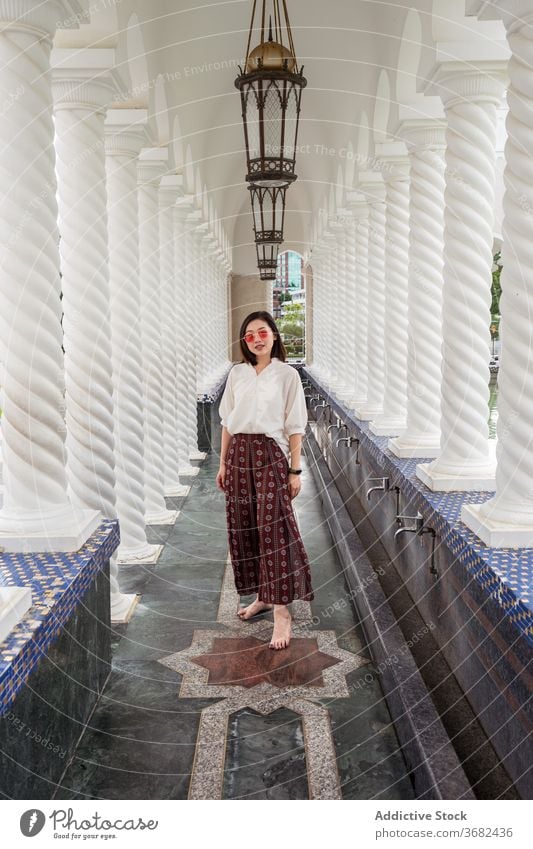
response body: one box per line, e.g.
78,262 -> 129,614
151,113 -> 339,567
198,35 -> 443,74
375,141 -> 410,182
398,119 -> 447,152
469,0 -> 533,31
346,190 -> 370,217
105,109 -> 149,158
51,48 -> 121,113
357,171 -> 387,203
138,147 -> 168,186
426,62 -> 507,108
0,0 -> 85,38
174,193 -> 196,221
158,174 -> 184,209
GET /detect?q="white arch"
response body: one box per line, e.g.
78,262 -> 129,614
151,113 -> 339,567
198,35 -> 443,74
335,163 -> 345,209
153,75 -> 170,147
397,8 -> 423,105
184,145 -> 195,194
126,13 -> 149,105
172,115 -> 185,174
344,140 -> 356,190
373,69 -> 391,144
356,110 -> 370,172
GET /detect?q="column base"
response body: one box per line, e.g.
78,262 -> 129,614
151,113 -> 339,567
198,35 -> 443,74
417,461 -> 496,493
369,417 -> 406,437
117,543 -> 163,565
145,509 -> 179,526
111,591 -> 140,624
461,501 -> 533,548
0,587 -> 32,643
190,451 -> 207,461
179,466 -> 199,478
166,481 -> 193,494
353,404 -> 384,422
388,433 -> 441,459
0,505 -> 102,553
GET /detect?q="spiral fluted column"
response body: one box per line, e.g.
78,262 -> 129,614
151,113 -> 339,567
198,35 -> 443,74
463,3 -> 533,545
371,153 -> 410,436
158,176 -> 192,491
186,211 -> 206,460
52,62 -> 135,621
308,246 -> 327,379
343,212 -> 358,400
346,195 -> 370,408
173,199 -> 197,479
418,69 -> 506,491
105,114 -> 161,564
354,177 -> 386,420
389,123 -> 447,458
0,6 -> 100,552
330,218 -> 351,398
138,151 -> 180,521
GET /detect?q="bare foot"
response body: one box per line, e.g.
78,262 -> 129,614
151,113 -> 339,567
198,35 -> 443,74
237,596 -> 273,620
269,605 -> 291,650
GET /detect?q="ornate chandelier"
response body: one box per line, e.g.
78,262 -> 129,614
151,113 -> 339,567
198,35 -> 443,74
236,0 -> 305,281
236,0 -> 306,190
249,184 -> 286,246
256,242 -> 280,281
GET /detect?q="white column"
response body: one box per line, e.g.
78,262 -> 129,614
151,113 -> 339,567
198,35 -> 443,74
330,217 -> 352,399
52,54 -> 136,621
321,232 -> 338,390
138,150 -> 182,521
174,198 -> 198,478
158,177 -> 195,487
463,2 -> 533,546
105,111 -> 161,565
418,67 -> 506,491
186,210 -> 207,460
354,175 -> 386,420
0,4 -> 100,552
389,122 -> 447,458
346,195 -> 370,409
370,149 -> 410,436
342,212 -> 358,403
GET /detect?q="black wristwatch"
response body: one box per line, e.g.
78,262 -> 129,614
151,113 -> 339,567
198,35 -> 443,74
288,468 -> 302,475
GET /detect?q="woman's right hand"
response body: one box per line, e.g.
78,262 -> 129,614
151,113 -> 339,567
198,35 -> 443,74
216,462 -> 226,492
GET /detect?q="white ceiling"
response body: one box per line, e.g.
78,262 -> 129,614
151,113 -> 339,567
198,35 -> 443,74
54,0 -> 506,273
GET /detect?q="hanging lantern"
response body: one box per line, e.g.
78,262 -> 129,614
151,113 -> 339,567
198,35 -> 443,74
256,241 -> 279,280
236,0 -> 307,188
249,184 -> 286,245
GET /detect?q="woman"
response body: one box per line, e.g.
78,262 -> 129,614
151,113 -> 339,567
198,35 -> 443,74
216,311 -> 314,650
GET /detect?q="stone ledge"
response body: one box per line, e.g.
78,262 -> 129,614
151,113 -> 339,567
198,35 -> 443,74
304,422 -> 475,800
302,370 -> 533,650
0,519 -> 120,714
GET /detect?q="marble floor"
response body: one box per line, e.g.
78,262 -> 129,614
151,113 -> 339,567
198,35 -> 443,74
54,453 -> 415,800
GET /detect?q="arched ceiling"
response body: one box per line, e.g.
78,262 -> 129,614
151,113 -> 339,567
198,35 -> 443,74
54,0 -> 506,274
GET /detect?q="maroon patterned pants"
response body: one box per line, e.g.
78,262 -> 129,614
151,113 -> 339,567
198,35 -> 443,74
224,433 -> 314,604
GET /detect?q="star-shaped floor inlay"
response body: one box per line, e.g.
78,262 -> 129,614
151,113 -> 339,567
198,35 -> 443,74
191,636 -> 340,688
158,622 -> 370,700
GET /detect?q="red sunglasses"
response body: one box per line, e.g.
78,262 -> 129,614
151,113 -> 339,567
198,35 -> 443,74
243,329 -> 270,344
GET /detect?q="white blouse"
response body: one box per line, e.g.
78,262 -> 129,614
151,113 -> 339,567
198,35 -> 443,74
219,358 -> 307,461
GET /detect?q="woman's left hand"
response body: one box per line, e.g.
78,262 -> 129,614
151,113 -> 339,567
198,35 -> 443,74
288,473 -> 302,499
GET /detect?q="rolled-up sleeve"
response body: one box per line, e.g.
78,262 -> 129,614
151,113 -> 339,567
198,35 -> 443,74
219,367 -> 234,427
284,370 -> 307,436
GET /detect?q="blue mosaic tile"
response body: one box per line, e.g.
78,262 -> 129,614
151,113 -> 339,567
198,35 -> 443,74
0,520 -> 119,714
198,370 -> 230,403
303,370 -> 533,648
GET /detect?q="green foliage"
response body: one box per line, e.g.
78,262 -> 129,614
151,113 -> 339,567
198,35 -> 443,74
279,302 -> 305,357
490,250 -> 502,338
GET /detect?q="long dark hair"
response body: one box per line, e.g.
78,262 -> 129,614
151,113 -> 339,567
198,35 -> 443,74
238,311 -> 287,365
